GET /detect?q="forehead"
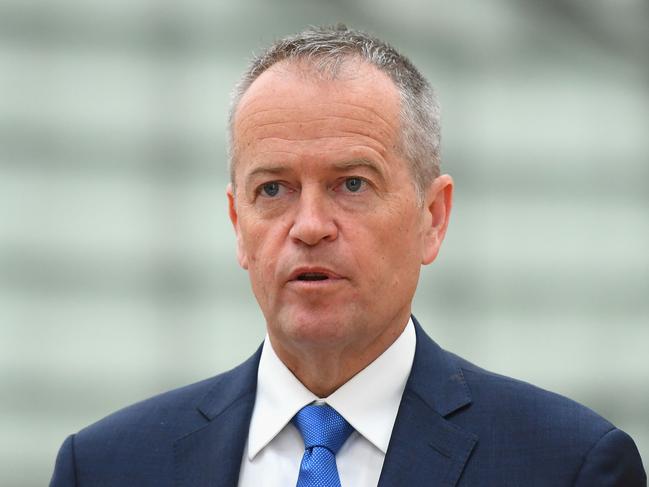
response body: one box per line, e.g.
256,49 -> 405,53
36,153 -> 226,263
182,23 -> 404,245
237,58 -> 400,113
231,60 -> 402,167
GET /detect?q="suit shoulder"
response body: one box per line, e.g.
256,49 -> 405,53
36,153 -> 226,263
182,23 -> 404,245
443,351 -> 647,483
425,350 -> 647,485
55,350 -> 260,486
75,375 -> 210,446
449,352 -> 615,437
76,351 -> 259,444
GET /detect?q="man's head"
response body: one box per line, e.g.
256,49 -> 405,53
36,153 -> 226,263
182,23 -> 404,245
228,25 -> 441,203
227,26 -> 452,395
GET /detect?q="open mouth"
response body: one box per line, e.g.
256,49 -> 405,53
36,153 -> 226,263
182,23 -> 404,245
289,267 -> 342,284
296,273 -> 329,281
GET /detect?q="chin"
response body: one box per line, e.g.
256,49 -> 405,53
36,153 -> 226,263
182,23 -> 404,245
276,307 -> 357,348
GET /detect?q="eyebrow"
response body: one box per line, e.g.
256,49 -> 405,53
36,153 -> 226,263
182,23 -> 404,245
246,164 -> 286,180
331,158 -> 384,175
333,158 -> 387,187
244,157 -> 386,184
242,164 -> 290,196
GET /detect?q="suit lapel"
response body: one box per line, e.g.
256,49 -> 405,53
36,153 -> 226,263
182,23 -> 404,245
172,318 -> 477,486
378,317 -> 478,487
174,348 -> 261,487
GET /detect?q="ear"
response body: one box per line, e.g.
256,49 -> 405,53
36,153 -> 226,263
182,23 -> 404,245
421,174 -> 453,265
227,183 -> 249,270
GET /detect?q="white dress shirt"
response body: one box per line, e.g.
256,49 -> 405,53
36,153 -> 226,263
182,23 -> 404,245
237,318 -> 416,487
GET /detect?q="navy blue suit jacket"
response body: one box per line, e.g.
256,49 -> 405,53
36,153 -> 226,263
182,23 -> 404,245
51,317 -> 646,486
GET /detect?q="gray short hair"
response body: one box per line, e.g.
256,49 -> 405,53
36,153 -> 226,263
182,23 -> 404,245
228,25 -> 441,201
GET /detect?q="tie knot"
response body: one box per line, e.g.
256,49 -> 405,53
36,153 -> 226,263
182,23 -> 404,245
292,404 -> 354,454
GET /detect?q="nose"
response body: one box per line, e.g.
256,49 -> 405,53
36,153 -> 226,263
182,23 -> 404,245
288,188 -> 338,246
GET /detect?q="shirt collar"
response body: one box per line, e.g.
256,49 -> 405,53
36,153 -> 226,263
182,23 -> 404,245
247,318 -> 416,459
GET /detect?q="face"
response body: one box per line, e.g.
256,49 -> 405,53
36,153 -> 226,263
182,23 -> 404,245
228,60 -> 452,360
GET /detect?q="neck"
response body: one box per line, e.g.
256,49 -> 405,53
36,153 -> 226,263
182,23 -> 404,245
269,317 -> 409,397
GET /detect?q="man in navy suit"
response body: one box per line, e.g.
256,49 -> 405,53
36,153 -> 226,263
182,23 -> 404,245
51,25 -> 646,486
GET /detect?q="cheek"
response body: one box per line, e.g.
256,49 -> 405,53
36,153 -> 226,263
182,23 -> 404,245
238,216 -> 266,261
242,223 -> 282,279
368,211 -> 423,268
245,243 -> 274,307
381,204 -> 419,240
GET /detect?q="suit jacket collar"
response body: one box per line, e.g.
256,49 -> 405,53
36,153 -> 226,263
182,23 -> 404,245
174,346 -> 262,487
407,316 -> 473,417
173,316 -> 477,487
377,316 -> 477,487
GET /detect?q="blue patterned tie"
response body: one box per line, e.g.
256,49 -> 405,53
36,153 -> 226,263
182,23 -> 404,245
292,403 -> 354,487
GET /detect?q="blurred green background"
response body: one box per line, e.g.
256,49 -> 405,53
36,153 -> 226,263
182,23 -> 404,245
1,1 -> 647,485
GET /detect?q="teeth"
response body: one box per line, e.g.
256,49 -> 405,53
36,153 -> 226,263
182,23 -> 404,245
298,273 -> 328,281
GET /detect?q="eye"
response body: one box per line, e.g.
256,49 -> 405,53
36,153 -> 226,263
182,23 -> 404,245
260,182 -> 281,197
344,177 -> 366,193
